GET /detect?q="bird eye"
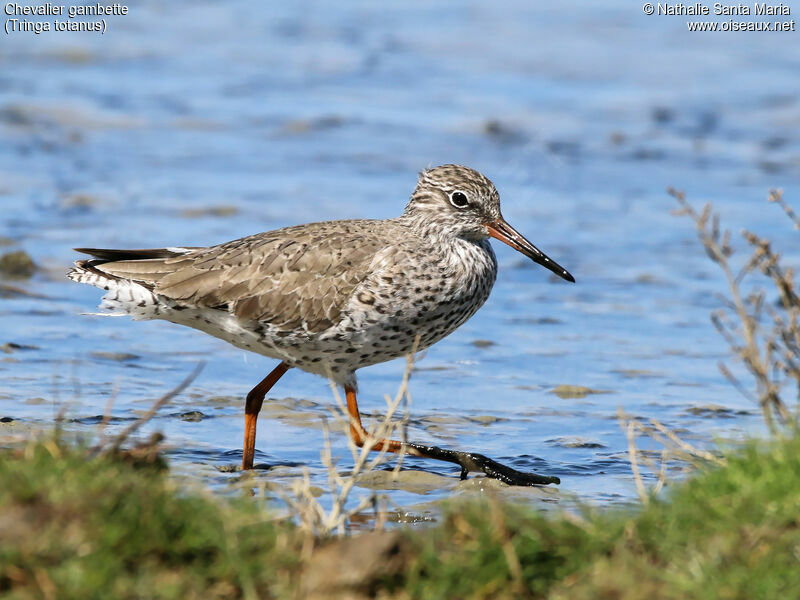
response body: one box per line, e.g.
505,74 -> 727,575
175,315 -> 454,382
450,191 -> 469,208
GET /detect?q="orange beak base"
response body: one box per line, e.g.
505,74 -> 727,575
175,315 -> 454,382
487,219 -> 574,283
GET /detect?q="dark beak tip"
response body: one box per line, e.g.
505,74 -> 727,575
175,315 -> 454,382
487,219 -> 575,283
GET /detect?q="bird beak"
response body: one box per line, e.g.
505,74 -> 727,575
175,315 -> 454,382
487,218 -> 575,283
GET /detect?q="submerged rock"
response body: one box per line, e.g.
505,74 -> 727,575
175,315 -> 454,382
470,339 -> 496,348
89,351 -> 140,362
180,205 -> 238,218
178,411 -> 206,422
550,385 -> 611,399
1,342 -> 40,354
0,251 -> 36,279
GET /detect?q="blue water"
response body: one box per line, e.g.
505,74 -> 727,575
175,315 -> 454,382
1,1 -> 798,519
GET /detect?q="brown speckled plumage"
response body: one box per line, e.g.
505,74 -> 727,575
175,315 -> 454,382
69,165 -> 514,386
69,165 -> 574,483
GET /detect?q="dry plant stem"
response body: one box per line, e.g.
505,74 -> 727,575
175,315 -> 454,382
281,356 -> 418,539
620,189 -> 800,502
670,188 -> 791,429
320,419 -> 376,536
285,340 -> 563,539
769,188 -> 800,229
387,349 -> 416,476
648,418 -> 725,465
625,420 -> 648,505
324,374 -> 410,534
90,362 -> 204,456
653,449 -> 669,496
635,415 -> 721,465
618,408 -> 724,502
741,226 -> 800,393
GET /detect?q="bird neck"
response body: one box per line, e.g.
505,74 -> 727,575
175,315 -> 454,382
394,213 -> 496,273
395,211 -> 453,243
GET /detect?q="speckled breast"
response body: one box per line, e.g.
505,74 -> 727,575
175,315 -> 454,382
280,236 -> 499,379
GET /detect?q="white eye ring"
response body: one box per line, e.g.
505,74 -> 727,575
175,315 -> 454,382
449,191 -> 469,208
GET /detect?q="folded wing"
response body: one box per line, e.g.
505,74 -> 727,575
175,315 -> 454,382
76,220 -> 388,334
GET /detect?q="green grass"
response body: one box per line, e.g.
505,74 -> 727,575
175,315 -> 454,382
408,435 -> 800,599
0,441 -> 299,599
1,435 -> 798,599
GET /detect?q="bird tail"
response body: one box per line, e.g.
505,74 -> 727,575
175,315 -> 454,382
67,247 -> 197,319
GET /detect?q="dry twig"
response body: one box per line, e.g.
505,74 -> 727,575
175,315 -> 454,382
281,343 -> 419,540
618,408 -> 725,502
89,362 -> 205,457
670,188 -> 798,430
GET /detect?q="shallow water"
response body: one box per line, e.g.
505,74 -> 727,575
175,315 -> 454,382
1,1 -> 799,521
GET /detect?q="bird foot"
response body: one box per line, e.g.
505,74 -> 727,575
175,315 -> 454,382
407,442 -> 560,486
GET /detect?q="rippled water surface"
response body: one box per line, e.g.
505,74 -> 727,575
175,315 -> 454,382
1,2 -> 799,520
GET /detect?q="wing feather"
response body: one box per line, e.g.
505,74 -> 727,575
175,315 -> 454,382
93,220 -> 393,333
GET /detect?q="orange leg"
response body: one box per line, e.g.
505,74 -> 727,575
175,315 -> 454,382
242,361 -> 291,470
345,384 -> 418,455
344,384 -> 560,486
